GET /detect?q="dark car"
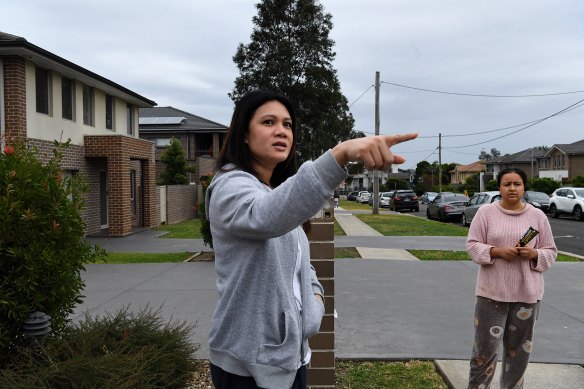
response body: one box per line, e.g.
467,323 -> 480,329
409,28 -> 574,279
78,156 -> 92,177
347,191 -> 359,201
427,193 -> 469,222
523,191 -> 550,213
389,190 -> 419,212
461,191 -> 500,226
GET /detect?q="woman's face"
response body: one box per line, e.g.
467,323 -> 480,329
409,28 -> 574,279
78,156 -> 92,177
246,100 -> 293,176
499,172 -> 525,203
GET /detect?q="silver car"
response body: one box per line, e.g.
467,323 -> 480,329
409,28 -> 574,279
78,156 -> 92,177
461,191 -> 501,226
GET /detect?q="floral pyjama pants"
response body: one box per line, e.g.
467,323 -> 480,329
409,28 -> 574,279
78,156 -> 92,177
468,296 -> 540,389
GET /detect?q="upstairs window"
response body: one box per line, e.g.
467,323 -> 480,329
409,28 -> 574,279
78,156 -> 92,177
82,85 -> 94,126
126,103 -> 134,135
61,77 -> 74,120
105,94 -> 114,130
35,67 -> 51,115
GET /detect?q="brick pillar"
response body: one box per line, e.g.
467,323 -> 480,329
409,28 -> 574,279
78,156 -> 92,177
3,56 -> 27,142
107,154 -> 131,236
307,198 -> 335,389
141,153 -> 158,227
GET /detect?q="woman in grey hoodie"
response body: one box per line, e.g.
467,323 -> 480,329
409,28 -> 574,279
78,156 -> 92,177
205,90 -> 416,389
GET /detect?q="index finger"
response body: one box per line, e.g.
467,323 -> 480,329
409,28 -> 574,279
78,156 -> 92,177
383,133 -> 419,147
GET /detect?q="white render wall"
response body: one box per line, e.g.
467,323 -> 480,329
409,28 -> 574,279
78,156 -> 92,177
25,60 -> 137,146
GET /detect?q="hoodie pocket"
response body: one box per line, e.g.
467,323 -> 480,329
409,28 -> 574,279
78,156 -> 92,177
256,309 -> 300,371
304,296 -> 325,338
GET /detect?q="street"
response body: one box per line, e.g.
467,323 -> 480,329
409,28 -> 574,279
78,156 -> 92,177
356,203 -> 583,256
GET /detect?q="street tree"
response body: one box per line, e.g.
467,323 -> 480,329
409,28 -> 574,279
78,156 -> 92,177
159,138 -> 193,185
230,0 -> 355,163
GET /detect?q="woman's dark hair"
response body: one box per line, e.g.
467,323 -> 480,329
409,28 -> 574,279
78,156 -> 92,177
497,168 -> 527,187
215,90 -> 298,188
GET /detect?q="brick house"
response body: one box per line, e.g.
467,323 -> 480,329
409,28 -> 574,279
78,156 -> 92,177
485,147 -> 547,181
449,160 -> 486,184
139,106 -> 227,184
537,139 -> 584,182
1,31 -> 158,237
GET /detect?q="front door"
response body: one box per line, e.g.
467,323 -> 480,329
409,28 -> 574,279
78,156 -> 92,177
100,171 -> 108,229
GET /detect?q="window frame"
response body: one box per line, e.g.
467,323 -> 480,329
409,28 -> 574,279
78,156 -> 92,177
35,66 -> 51,115
105,94 -> 114,130
126,103 -> 134,135
82,84 -> 94,126
61,76 -> 75,121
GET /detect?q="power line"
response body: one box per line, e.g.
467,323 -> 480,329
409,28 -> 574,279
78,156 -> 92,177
348,84 -> 374,107
444,97 -> 584,149
380,81 -> 584,98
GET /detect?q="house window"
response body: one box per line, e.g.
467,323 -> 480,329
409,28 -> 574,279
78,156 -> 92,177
127,103 -> 134,135
155,138 -> 172,147
105,94 -> 114,130
35,67 -> 51,115
61,77 -> 74,120
82,85 -> 94,126
130,170 -> 137,215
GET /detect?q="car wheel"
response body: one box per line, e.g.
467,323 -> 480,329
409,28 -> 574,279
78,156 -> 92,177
426,209 -> 432,220
415,206 -> 419,212
550,204 -> 559,218
462,213 -> 468,227
574,205 -> 584,221
438,211 -> 445,222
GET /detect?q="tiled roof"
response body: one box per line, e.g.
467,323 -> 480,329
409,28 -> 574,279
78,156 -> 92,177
139,107 -> 227,132
544,138 -> 584,157
450,161 -> 485,173
497,148 -> 546,163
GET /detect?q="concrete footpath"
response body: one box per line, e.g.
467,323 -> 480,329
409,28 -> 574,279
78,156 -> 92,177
82,209 -> 584,389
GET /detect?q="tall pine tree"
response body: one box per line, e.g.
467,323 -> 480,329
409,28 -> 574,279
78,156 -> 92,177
231,0 -> 356,163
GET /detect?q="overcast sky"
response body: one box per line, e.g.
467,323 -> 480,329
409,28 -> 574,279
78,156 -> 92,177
4,0 -> 584,169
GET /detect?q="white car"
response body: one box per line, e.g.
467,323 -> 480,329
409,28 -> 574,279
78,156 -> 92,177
356,191 -> 371,204
549,187 -> 584,221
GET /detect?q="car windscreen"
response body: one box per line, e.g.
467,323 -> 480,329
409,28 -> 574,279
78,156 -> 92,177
444,195 -> 468,202
575,189 -> 584,198
527,192 -> 549,201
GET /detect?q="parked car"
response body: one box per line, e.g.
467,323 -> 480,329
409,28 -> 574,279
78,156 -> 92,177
347,191 -> 359,201
356,191 -> 371,204
420,191 -> 438,205
461,191 -> 500,226
389,190 -> 419,212
379,191 -> 395,208
427,193 -> 469,222
523,191 -> 551,213
549,187 -> 584,220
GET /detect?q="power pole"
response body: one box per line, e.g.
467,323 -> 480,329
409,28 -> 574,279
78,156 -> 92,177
372,71 -> 380,214
438,133 -> 442,193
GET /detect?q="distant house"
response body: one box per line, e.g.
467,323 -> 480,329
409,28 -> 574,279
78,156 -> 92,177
139,107 -> 227,184
0,31 -> 158,237
485,147 -> 546,181
449,161 -> 485,184
537,139 -> 584,182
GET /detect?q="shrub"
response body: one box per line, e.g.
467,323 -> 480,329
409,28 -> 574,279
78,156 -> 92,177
158,137 -> 194,185
529,177 -> 561,194
569,175 -> 584,187
0,140 -> 105,367
0,306 -> 199,389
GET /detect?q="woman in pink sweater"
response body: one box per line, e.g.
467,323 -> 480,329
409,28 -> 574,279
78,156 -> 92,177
466,168 -> 557,389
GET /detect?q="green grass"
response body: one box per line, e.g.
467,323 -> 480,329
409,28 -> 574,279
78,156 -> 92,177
335,247 -> 360,258
356,214 -> 468,236
336,360 -> 447,389
339,199 -> 372,210
334,219 -> 346,235
155,218 -> 203,239
95,252 -> 194,264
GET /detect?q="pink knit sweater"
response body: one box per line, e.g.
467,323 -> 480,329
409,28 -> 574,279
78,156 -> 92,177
466,202 -> 557,303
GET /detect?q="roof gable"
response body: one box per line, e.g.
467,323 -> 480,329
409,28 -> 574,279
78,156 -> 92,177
545,138 -> 584,157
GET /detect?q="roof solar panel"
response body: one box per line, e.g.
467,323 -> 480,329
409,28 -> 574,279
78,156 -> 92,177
139,117 -> 186,125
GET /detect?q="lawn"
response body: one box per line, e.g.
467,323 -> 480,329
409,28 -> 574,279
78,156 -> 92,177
339,199 -> 372,210
95,252 -> 194,264
155,218 -> 203,239
336,360 -> 447,389
408,250 -> 581,262
356,213 -> 468,236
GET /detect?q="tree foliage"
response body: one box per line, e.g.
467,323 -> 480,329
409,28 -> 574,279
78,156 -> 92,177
159,138 -> 193,185
0,141 -> 105,367
529,177 -> 561,194
478,148 -> 501,161
230,0 -> 356,163
570,175 -> 584,187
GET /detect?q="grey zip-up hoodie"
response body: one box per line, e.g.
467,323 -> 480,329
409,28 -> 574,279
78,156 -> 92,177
205,150 -> 347,389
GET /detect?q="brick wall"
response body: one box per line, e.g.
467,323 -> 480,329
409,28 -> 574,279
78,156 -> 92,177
3,56 -> 27,141
162,185 -> 198,224
307,199 -> 335,389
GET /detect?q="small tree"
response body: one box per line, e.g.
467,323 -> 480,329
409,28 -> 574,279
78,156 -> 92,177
530,177 -> 561,194
570,175 -> 584,187
0,140 -> 105,367
159,138 -> 193,185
